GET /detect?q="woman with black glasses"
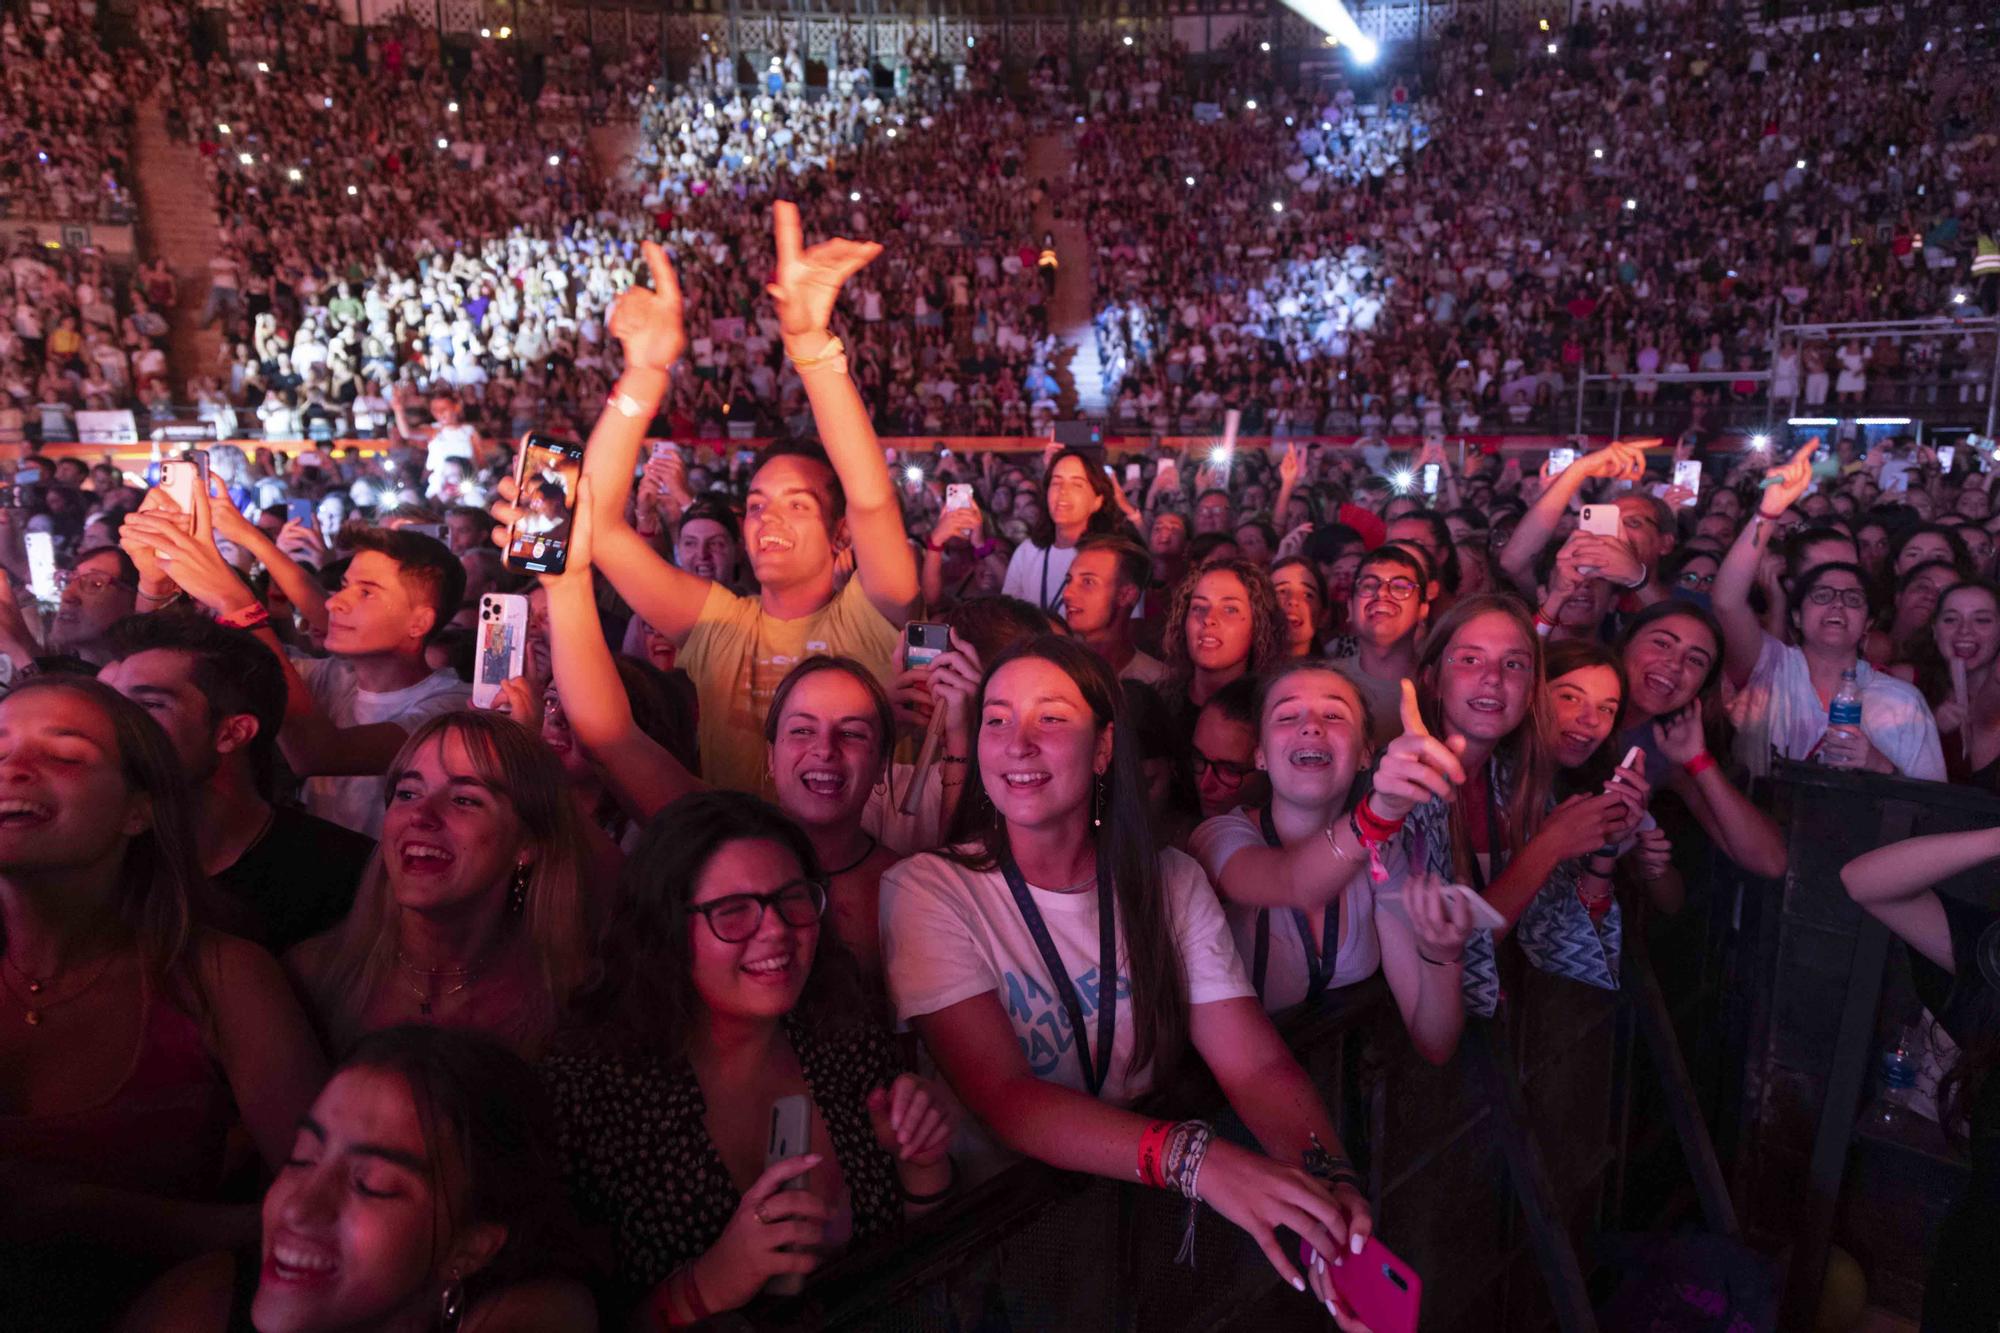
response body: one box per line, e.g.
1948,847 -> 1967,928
542,792 -> 957,1327
1714,444 -> 1945,780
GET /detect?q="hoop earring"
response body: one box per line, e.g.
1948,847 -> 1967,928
1092,773 -> 1106,829
508,863 -> 530,915
439,1270 -> 466,1333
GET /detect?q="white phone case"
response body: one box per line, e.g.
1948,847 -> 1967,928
472,594 -> 528,709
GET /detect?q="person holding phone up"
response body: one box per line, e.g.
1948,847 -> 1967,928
544,792 -> 957,1328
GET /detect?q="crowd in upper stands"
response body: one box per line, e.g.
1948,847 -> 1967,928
1082,7 -> 1998,436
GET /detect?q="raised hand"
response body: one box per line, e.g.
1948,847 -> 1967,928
608,240 -> 685,373
767,200 -> 882,339
1757,437 -> 1820,518
1278,441 -> 1303,490
1653,699 -> 1708,767
1370,679 -> 1470,820
1575,439 -> 1653,483
1403,870 -> 1474,964
1560,531 -> 1644,587
686,1154 -> 830,1313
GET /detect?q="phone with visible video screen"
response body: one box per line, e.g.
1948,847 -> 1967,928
504,433 -> 586,575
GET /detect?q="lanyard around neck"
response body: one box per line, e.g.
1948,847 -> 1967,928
997,846 -> 1116,1097
1251,805 -> 1340,1005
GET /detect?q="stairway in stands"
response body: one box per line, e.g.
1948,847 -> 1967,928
131,97 -> 223,397
1025,128 -> 1105,419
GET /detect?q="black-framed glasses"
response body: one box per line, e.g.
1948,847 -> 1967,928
1806,587 -> 1868,609
57,570 -> 134,596
1353,575 -> 1421,602
1677,570 -> 1716,589
686,879 -> 829,943
1191,752 -> 1252,785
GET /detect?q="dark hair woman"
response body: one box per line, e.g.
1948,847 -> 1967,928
118,1025 -> 596,1332
545,791 -> 957,1326
0,678 -> 326,1331
881,636 -> 1373,1319
1000,448 -> 1125,615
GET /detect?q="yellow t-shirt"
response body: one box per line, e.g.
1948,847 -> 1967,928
681,576 -> 901,797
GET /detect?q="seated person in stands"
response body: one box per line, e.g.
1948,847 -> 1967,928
882,637 -> 1372,1323
0,678 -> 326,1332
98,614 -> 374,951
1714,443 -> 1945,780
118,1026 -> 597,1333
545,792 -> 956,1325
1188,660 -> 1475,1062
538,210 -> 916,798
286,712 -> 596,1060
124,487 -> 470,837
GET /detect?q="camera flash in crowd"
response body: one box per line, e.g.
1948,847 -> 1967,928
1750,435 -> 1770,451
904,466 -> 923,485
1392,470 -> 1415,493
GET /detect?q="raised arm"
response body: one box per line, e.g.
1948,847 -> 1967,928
203,479 -> 328,632
1655,700 -> 1788,879
1714,438 -> 1816,688
537,483 -> 704,820
1497,440 -> 1649,595
572,241 -> 714,644
1841,826 -> 2000,973
767,201 -> 917,625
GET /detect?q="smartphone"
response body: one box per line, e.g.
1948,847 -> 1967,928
159,458 -> 203,515
1578,503 -> 1623,538
1548,446 -> 1577,476
905,621 -> 950,670
1327,1235 -> 1422,1333
765,1093 -> 814,1296
1125,462 -> 1142,487
1422,463 -> 1440,496
733,449 -> 757,471
286,498 -> 315,527
0,484 -> 17,509
1157,457 -> 1179,488
945,483 -> 975,513
651,439 -> 680,462
1671,459 -> 1701,506
25,531 -> 57,603
504,433 -> 586,575
473,593 -> 529,709
1938,445 -> 1956,473
1442,883 -> 1508,932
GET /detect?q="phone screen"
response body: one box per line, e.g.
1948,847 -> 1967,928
1549,447 -> 1577,476
505,435 -> 585,575
1671,459 -> 1701,506
25,531 -> 57,603
1422,463 -> 1440,496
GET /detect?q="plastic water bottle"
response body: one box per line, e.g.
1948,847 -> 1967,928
1870,1038 -> 1919,1133
1825,668 -> 1864,766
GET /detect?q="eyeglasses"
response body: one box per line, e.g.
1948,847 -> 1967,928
1353,575 -> 1421,602
1806,587 -> 1868,609
1677,570 -> 1716,589
57,571 -> 134,596
686,879 -> 828,943
1191,752 -> 1253,786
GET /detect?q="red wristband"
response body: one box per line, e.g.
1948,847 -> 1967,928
216,602 -> 271,631
1682,752 -> 1716,778
1137,1119 -> 1174,1188
1353,796 -> 1406,842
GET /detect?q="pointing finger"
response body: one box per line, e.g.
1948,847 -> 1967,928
1398,678 -> 1431,739
642,240 -> 681,307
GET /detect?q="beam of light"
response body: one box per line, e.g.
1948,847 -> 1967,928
1279,0 -> 1379,64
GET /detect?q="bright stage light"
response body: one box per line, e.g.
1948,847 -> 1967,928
1279,0 -> 1378,66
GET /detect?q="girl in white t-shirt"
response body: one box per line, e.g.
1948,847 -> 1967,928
881,637 -> 1373,1320
1188,662 -> 1476,1064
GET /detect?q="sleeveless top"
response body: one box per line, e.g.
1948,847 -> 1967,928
0,979 -> 236,1198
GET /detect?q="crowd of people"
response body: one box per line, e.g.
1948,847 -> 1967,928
5,180 -> 2000,1329
1080,9 -> 1998,437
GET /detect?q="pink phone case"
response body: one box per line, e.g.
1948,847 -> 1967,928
1329,1236 -> 1422,1333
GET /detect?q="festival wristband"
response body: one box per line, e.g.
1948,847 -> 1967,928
216,602 -> 271,631
1682,752 -> 1716,778
1137,1119 -> 1175,1188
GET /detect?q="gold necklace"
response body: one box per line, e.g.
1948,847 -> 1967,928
396,947 -> 495,1019
0,949 -> 118,1028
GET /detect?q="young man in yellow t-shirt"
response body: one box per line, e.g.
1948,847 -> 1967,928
562,204 -> 918,795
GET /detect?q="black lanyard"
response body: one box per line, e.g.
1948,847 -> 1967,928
998,847 -> 1117,1097
1250,806 -> 1340,1006
1038,545 -> 1057,612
